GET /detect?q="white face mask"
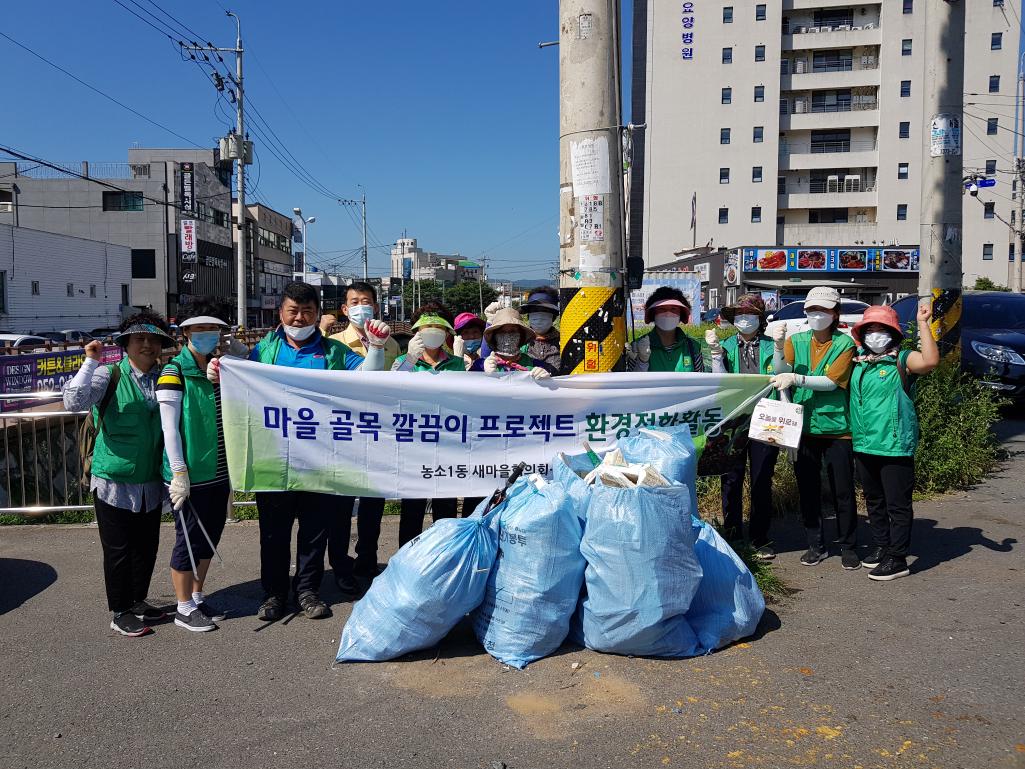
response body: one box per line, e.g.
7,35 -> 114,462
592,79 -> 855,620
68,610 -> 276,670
654,314 -> 680,332
805,311 -> 833,331
495,331 -> 522,355
347,304 -> 374,328
418,328 -> 447,351
733,314 -> 760,335
528,312 -> 554,334
864,331 -> 894,354
283,323 -> 317,342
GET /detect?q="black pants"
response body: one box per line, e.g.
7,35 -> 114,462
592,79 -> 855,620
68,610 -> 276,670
720,441 -> 780,545
169,480 -> 230,571
94,497 -> 162,613
855,453 -> 915,559
398,497 -> 458,548
795,436 -> 858,550
256,491 -> 333,599
328,496 -> 384,578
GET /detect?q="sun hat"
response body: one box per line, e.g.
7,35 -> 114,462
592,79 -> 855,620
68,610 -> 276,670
721,293 -> 767,324
453,312 -> 485,333
411,313 -> 454,331
644,298 -> 690,324
803,286 -> 841,310
521,289 -> 560,314
178,315 -> 228,328
483,307 -> 536,348
113,322 -> 177,349
851,305 -> 904,347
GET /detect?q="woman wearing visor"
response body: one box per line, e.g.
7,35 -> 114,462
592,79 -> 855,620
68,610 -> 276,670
63,311 -> 176,637
627,287 -> 704,372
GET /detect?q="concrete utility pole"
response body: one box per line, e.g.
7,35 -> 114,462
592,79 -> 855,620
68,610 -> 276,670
917,0 -> 965,348
558,0 -> 627,375
1017,156 -> 1024,292
338,191 -> 369,280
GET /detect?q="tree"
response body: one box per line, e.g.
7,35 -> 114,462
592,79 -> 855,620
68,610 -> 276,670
973,276 -> 1010,292
445,280 -> 499,316
401,279 -> 445,316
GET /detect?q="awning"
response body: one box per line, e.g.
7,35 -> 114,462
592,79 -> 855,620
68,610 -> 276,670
742,278 -> 873,289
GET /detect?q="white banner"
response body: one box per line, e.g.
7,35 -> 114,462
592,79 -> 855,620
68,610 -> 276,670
220,358 -> 770,498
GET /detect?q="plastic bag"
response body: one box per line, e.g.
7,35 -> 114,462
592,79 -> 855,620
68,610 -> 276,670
686,516 -> 766,652
335,516 -> 497,662
473,476 -> 586,669
617,427 -> 699,513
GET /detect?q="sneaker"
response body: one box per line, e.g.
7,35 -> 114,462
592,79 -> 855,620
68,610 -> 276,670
861,547 -> 886,569
334,571 -> 359,596
130,601 -> 168,622
868,557 -> 910,582
111,611 -> 153,637
752,543 -> 776,561
257,595 -> 286,622
297,591 -> 330,619
800,547 -> 827,566
195,600 -> 227,622
174,609 -> 217,632
841,549 -> 861,571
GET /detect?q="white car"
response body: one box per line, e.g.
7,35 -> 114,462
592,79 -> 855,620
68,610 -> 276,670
764,299 -> 869,340
0,333 -> 51,351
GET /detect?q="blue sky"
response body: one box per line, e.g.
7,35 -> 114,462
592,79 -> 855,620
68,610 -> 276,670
3,1 -> 631,281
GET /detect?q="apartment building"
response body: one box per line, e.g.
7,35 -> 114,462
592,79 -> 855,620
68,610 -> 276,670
236,201 -> 294,327
389,238 -> 482,285
631,0 -> 1023,298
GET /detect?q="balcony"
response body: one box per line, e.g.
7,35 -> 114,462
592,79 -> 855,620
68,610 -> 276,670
778,139 -> 879,170
779,102 -> 879,131
778,179 -> 878,210
784,0 -> 878,8
781,57 -> 880,91
778,223 -> 885,246
782,25 -> 882,51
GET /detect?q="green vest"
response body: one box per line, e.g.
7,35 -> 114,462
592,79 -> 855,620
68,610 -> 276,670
395,353 -> 466,372
721,334 -> 775,375
161,348 -> 220,483
91,357 -> 162,484
790,330 -> 854,436
255,330 -> 355,370
850,350 -> 919,457
649,329 -> 699,372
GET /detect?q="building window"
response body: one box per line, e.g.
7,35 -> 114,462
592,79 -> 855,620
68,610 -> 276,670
1011,243 -> 1017,262
753,126 -> 764,143
780,58 -> 789,75
754,85 -> 765,102
984,202 -> 995,219
988,117 -> 999,135
723,6 -> 733,23
900,80 -> 911,97
718,207 -> 729,224
778,176 -> 787,195
899,121 -> 910,139
983,243 -> 994,260
67,283 -> 75,298
722,47 -> 733,63
990,75 -> 1001,93
986,159 -> 997,174
722,87 -> 732,104
755,4 -> 766,21
720,127 -> 731,144
131,248 -> 157,279
897,204 -> 908,221
89,284 -> 96,298
898,163 -> 909,180
903,0 -> 913,12
121,284 -> 131,306
720,167 -> 730,184
901,39 -> 912,56
101,191 -> 144,212
755,45 -> 765,62
753,166 -> 763,183
0,272 -> 5,315
31,281 -> 40,296
751,206 -> 762,223
992,32 -> 1003,50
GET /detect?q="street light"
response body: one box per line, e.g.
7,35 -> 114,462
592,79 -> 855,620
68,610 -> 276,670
293,207 -> 316,283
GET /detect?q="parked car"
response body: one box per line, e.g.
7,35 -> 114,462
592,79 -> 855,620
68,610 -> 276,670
765,299 -> 869,339
34,330 -> 93,345
89,327 -> 122,341
892,291 -> 1025,400
0,333 -> 50,351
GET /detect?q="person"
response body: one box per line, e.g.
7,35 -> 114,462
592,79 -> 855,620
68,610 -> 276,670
63,311 -> 176,636
473,307 -> 554,378
156,299 -> 246,632
451,312 -> 486,370
770,286 -> 859,569
391,302 -> 466,546
707,294 -> 779,559
209,281 -> 391,622
521,286 -> 561,375
627,286 -> 704,372
849,303 -> 938,581
326,282 -> 400,594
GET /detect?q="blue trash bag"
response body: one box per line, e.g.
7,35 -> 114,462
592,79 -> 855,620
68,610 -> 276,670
686,515 -> 766,652
617,427 -> 699,515
335,515 -> 498,662
573,480 -> 705,658
472,476 -> 586,669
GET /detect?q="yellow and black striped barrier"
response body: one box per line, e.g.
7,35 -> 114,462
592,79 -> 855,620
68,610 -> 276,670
559,286 -> 626,375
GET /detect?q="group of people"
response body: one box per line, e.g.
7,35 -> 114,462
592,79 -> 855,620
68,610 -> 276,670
65,277 -> 938,637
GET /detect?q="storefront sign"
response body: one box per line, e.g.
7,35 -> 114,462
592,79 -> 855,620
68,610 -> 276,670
181,219 -> 197,264
680,2 -> 695,60
180,162 -> 195,214
1,346 -> 123,412
742,247 -> 920,273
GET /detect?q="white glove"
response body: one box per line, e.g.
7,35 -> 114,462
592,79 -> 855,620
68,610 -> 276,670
484,301 -> 502,324
530,366 -> 551,380
771,323 -> 787,349
364,319 -> 392,348
206,357 -> 221,384
770,372 -> 798,390
483,352 -> 499,373
405,332 -> 425,363
705,329 -> 722,356
634,335 -> 651,363
169,471 -> 190,511
452,335 -> 465,359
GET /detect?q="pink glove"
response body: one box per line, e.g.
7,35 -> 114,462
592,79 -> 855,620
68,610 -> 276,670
364,319 -> 392,348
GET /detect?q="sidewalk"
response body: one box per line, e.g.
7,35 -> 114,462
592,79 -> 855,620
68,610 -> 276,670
1,423 -> 1023,769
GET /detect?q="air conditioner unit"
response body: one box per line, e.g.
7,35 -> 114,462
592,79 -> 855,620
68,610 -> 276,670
0,202 -> 12,213
796,25 -> 807,33
852,25 -> 863,30
795,100 -> 807,113
795,59 -> 806,73
864,22 -> 875,29
855,213 -> 868,223
809,26 -> 820,33
838,24 -> 852,31
827,175 -> 840,192
844,175 -> 862,192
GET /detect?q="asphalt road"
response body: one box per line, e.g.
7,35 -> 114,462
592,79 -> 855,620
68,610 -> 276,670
2,422 -> 1023,769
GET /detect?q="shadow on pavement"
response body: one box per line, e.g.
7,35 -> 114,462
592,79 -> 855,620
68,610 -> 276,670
911,517 -> 1017,574
0,558 -> 57,616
